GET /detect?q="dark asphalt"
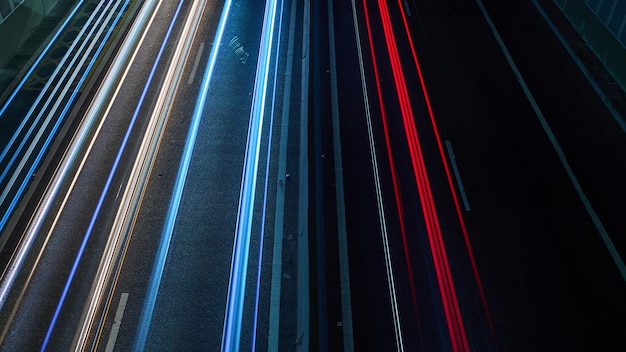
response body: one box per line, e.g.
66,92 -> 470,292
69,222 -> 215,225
322,0 -> 626,351
1,0 -> 626,351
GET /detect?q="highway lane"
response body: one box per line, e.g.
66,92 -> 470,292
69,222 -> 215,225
1,0 -> 626,350
321,0 -> 626,351
92,0 -> 309,351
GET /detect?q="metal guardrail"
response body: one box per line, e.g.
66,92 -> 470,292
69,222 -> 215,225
584,0 -> 626,47
0,0 -> 25,25
553,0 -> 626,91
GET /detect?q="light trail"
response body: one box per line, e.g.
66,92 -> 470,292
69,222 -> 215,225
0,0 -> 162,331
134,0 -> 234,349
74,0 -> 208,349
394,0 -> 499,346
374,0 -> 469,350
40,1 -> 187,349
361,1 -> 424,347
0,0 -> 86,117
267,0 -> 299,347
0,0 -> 127,233
251,0 -> 285,349
0,0 -> 111,172
221,0 -> 279,349
350,0 -> 405,349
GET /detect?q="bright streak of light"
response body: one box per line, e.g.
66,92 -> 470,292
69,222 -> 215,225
40,1 -> 186,349
350,0 -> 405,350
394,0 -> 499,347
0,0 -> 86,117
221,0 -> 279,349
0,0 -> 126,233
361,0 -> 425,347
374,0 -> 470,350
0,0 -> 161,322
251,0 -> 285,349
0,0 -> 111,172
134,0 -> 234,349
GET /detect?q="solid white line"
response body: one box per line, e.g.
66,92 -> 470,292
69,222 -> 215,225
350,0 -> 405,350
327,0 -> 354,350
104,293 -> 129,352
475,0 -> 626,281
187,41 -> 205,84
444,140 -> 471,212
267,0 -> 298,348
402,0 -> 412,17
115,183 -> 124,199
296,0 -> 310,349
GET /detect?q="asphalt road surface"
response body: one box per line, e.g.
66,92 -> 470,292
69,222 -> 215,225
0,0 -> 625,351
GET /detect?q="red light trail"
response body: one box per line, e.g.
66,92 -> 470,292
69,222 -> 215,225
393,0 -> 499,348
361,0 -> 424,346
366,0 -> 471,350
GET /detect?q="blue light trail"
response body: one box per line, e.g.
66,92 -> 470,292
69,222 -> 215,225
0,0 -> 87,117
221,0 -> 280,349
40,0 -> 185,349
251,0 -> 285,349
133,0 -> 234,349
0,0 -> 128,233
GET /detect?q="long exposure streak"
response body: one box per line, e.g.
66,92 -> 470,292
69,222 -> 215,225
135,0 -> 234,350
41,0 -> 184,349
375,0 -> 470,350
251,0 -> 285,349
361,0 -> 424,345
350,0 -> 405,349
221,0 -> 279,349
394,0 -> 498,347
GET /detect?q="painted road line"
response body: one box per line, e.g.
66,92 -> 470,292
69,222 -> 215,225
187,42 -> 205,85
327,0 -> 354,350
104,293 -> 129,352
297,0 -> 311,350
267,0 -> 298,348
444,140 -> 471,212
476,0 -> 626,281
134,0 -> 234,349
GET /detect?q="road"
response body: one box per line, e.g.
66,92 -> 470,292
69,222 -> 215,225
0,0 -> 625,351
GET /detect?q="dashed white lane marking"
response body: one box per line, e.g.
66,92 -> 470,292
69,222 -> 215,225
105,292 -> 129,352
188,41 -> 205,84
445,140 -> 471,212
